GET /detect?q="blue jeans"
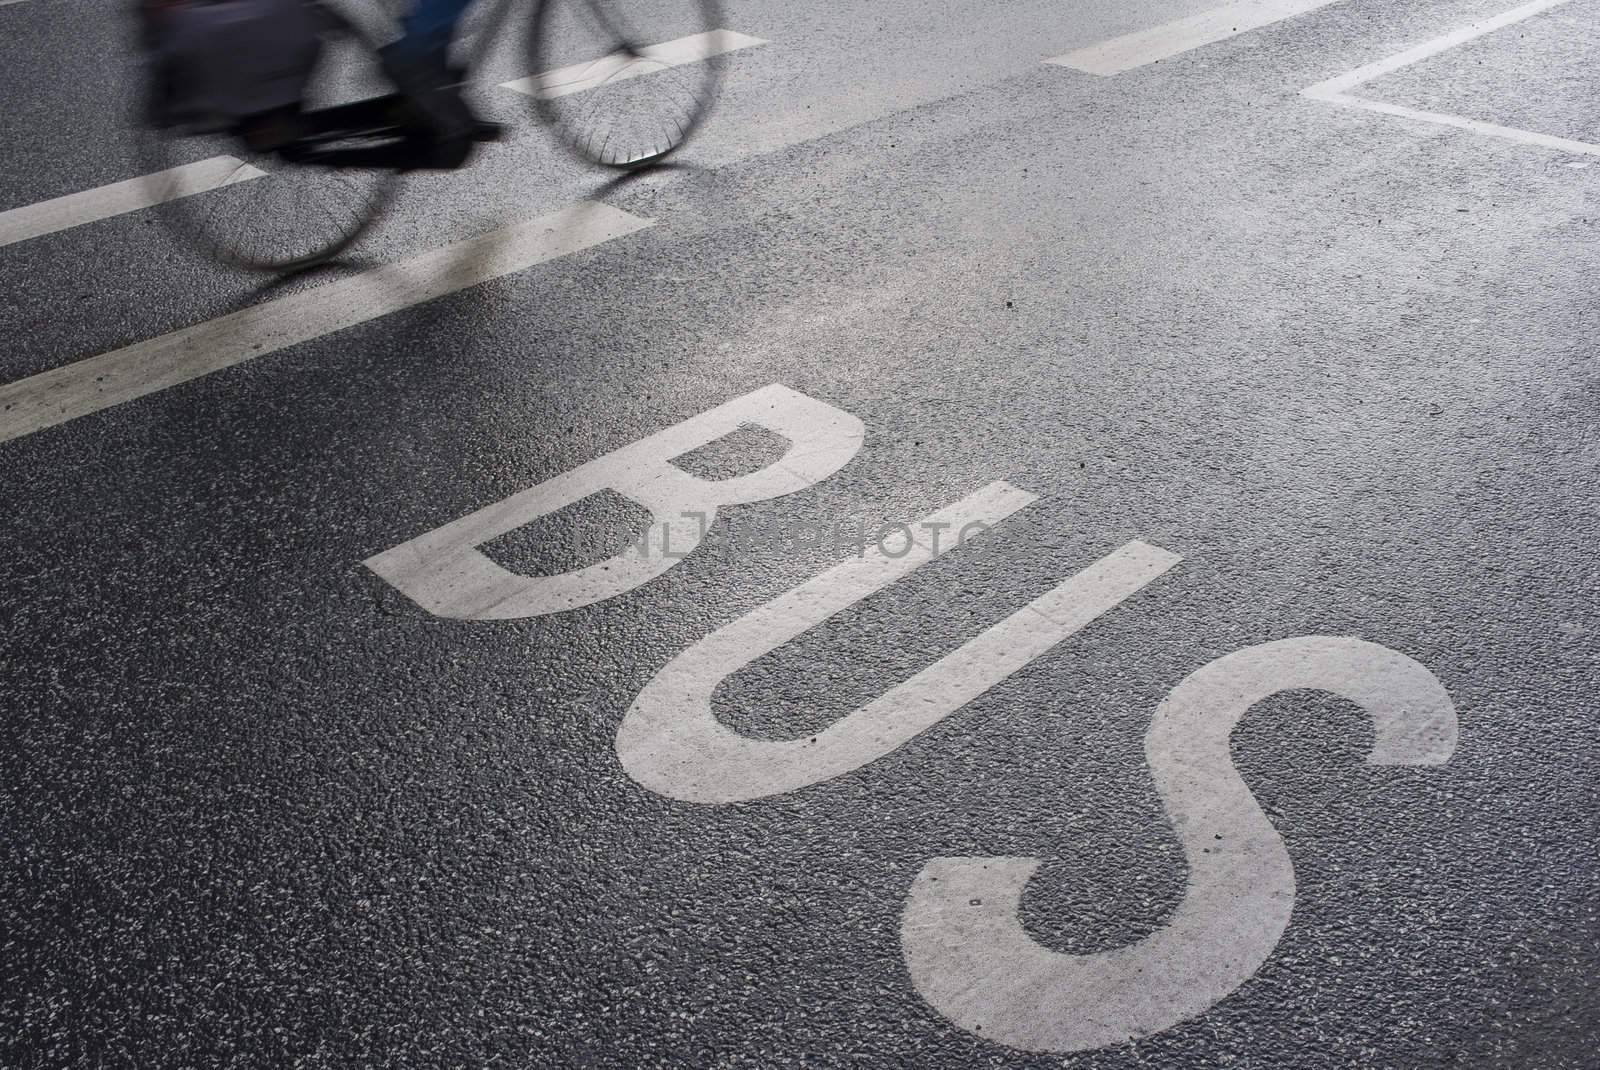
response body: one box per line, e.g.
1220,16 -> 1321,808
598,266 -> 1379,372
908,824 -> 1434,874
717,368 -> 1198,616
398,0 -> 474,57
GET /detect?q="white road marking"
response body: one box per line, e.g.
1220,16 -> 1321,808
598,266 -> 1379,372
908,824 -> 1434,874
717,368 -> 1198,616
0,157 -> 265,249
365,384 -> 864,618
0,202 -> 652,444
501,29 -> 768,98
616,484 -> 1181,803
1047,0 -> 1343,75
1305,0 -> 1572,94
902,636 -> 1457,1053
1301,0 -> 1596,156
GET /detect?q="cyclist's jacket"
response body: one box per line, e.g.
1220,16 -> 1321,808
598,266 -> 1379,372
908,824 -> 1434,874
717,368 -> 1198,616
139,0 -> 327,128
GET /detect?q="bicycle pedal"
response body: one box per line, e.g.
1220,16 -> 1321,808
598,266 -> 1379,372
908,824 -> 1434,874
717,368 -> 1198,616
392,132 -> 475,172
471,119 -> 506,143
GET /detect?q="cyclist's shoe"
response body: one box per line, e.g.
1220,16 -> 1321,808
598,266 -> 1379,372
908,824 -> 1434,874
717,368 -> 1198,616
378,44 -> 476,169
443,63 -> 503,140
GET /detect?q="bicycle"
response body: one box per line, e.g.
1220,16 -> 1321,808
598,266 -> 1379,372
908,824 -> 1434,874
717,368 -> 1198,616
136,0 -> 724,273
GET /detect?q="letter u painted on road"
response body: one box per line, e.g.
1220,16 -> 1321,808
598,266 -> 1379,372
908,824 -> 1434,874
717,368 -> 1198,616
899,637 -> 1458,1052
364,384 -> 864,619
615,480 -> 1182,802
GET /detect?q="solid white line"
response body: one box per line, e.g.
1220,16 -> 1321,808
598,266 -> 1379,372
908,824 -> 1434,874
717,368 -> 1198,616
501,29 -> 767,99
1310,95 -> 1600,157
0,157 -> 265,249
1047,0 -> 1343,75
0,202 -> 653,443
1302,0 -> 1574,96
1301,0 -> 1588,156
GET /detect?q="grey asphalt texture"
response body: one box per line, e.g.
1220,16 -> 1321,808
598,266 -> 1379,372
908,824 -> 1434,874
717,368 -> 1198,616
3,0 -> 1599,1066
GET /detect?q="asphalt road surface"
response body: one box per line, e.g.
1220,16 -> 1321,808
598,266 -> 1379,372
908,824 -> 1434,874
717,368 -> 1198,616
3,0 -> 1599,1066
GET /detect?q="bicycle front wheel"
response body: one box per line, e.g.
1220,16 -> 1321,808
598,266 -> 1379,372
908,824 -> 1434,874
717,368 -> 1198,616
523,0 -> 727,169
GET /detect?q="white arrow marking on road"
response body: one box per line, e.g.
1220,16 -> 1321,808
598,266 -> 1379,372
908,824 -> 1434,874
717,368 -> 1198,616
901,636 -> 1457,1053
501,29 -> 768,99
0,157 -> 265,249
0,202 -> 652,444
1048,0 -> 1343,76
1301,0 -> 1596,157
616,483 -> 1181,803
365,384 -> 864,618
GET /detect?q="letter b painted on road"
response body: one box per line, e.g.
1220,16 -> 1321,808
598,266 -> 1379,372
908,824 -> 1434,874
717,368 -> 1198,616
364,385 -> 864,619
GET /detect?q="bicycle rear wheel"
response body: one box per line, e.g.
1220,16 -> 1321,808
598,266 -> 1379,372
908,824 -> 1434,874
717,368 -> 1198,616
524,0 -> 726,169
136,0 -> 405,273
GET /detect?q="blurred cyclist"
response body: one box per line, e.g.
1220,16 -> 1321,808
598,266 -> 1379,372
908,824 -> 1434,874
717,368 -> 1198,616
141,0 -> 490,166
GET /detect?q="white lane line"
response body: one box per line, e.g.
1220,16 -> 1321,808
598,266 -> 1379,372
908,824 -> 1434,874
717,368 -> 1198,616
0,157 -> 265,249
1301,0 -> 1595,156
0,1 -> 31,7
0,202 -> 653,443
1047,0 -> 1343,75
501,29 -> 767,98
1305,0 -> 1572,94
1305,92 -> 1600,156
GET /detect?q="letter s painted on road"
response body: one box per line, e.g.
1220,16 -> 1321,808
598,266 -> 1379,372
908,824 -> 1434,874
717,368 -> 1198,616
900,636 -> 1458,1052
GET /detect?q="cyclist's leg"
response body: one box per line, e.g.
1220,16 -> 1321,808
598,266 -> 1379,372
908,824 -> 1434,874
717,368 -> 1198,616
380,0 -> 480,160
395,0 -> 476,61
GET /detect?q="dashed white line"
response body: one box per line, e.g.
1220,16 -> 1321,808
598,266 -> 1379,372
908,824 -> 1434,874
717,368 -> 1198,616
501,29 -> 768,98
0,157 -> 265,249
0,202 -> 653,443
1301,0 -> 1594,156
1048,0 -> 1343,75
